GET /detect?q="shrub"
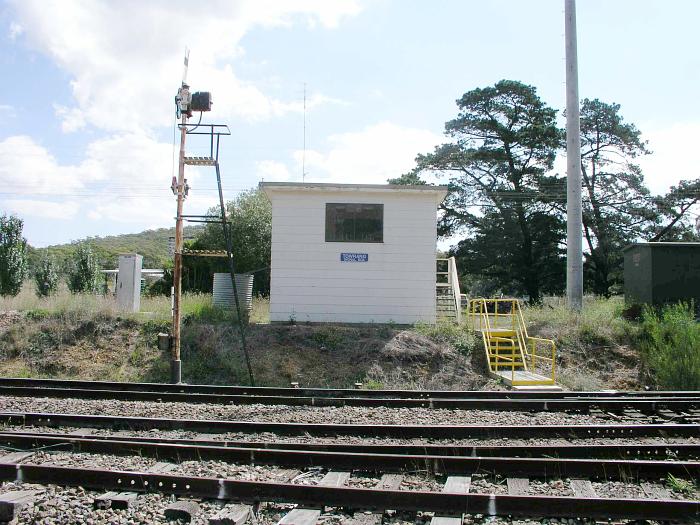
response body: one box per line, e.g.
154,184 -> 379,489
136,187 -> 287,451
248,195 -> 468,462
0,214 -> 28,297
34,253 -> 59,297
310,326 -> 346,350
67,244 -> 100,294
639,302 -> 700,390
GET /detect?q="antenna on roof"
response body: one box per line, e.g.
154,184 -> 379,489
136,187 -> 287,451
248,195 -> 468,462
182,47 -> 190,86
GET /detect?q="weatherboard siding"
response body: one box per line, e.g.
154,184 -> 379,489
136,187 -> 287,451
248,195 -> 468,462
267,190 -> 440,324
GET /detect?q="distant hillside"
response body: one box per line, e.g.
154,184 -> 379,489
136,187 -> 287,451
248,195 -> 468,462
28,226 -> 203,270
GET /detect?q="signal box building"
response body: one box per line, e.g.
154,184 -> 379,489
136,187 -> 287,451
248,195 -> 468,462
260,182 -> 448,324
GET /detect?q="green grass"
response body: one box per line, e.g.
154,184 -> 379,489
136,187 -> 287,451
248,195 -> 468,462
667,473 -> 696,497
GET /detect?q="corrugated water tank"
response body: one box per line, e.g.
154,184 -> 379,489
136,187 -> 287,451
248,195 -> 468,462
623,242 -> 700,305
212,273 -> 254,312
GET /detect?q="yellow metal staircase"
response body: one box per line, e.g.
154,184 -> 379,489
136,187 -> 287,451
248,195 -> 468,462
468,298 -> 558,388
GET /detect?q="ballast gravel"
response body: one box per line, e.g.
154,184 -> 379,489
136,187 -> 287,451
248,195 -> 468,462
1,424 -> 697,449
0,395 -> 640,426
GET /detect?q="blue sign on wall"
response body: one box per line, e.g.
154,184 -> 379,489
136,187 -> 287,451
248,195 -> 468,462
340,252 -> 368,262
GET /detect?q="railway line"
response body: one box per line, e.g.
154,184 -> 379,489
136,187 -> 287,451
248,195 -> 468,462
0,382 -> 696,523
0,377 -> 699,414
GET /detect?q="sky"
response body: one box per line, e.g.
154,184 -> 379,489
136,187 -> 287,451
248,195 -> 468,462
1,0 -> 699,247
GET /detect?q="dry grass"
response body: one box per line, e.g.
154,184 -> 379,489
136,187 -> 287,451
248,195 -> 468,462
521,296 -> 640,390
523,296 -> 633,347
0,283 -> 646,390
0,282 -> 270,324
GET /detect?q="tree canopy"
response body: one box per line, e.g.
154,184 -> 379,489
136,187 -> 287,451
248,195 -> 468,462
184,188 -> 272,295
0,214 -> 28,297
394,81 -> 699,300
577,98 -> 657,295
411,80 -> 565,301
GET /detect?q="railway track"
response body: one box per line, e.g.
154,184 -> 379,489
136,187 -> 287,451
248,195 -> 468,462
0,384 -> 697,523
2,411 -> 699,438
3,428 -> 699,459
0,410 -> 697,522
0,378 -> 699,414
0,435 -> 697,522
2,377 -> 699,398
0,429 -> 697,478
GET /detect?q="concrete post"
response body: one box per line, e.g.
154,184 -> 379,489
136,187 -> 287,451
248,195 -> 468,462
565,0 -> 583,311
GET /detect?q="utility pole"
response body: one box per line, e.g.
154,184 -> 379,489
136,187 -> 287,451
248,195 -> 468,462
565,0 -> 583,311
171,107 -> 188,384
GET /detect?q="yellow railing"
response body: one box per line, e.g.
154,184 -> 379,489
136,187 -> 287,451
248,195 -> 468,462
467,298 -> 556,385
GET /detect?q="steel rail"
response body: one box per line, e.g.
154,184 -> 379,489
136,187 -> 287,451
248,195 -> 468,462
0,463 -> 696,520
1,412 -> 698,439
3,430 -> 699,459
0,385 -> 698,412
1,432 -> 697,479
0,377 -> 696,400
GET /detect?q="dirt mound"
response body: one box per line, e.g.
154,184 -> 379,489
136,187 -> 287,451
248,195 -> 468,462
379,331 -> 454,361
0,313 -> 497,390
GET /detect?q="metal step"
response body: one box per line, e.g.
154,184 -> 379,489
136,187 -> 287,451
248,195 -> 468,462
184,156 -> 217,166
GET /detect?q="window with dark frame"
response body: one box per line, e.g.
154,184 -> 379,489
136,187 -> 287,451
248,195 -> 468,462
325,203 -> 383,242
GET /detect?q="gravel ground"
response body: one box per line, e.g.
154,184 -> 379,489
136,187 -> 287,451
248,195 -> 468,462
2,424 -> 697,449
0,395 -> 635,426
398,474 -> 442,492
2,481 -> 236,525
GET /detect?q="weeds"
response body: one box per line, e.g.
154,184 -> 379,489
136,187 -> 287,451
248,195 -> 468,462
413,321 -> 476,356
310,326 -> 346,350
667,474 -> 696,496
639,302 -> 700,390
0,282 -> 269,325
523,296 -> 634,349
363,379 -> 384,390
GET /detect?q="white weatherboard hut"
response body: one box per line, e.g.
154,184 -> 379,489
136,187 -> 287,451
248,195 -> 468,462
260,182 -> 449,324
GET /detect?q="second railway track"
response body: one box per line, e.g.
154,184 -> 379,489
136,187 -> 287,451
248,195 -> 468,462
0,383 -> 697,523
0,378 -> 698,413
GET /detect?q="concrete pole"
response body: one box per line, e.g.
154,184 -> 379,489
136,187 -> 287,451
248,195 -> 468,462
170,113 -> 187,383
565,0 -> 583,311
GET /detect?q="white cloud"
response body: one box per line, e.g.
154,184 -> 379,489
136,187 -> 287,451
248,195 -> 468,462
257,160 -> 292,181
0,133 -> 216,225
54,105 -> 87,133
10,0 -> 362,133
8,21 -> 23,40
0,135 -> 100,195
294,121 -> 442,184
637,122 -> 700,195
4,199 -> 79,220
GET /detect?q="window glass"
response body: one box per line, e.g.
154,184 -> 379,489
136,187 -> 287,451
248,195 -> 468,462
325,203 -> 383,242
